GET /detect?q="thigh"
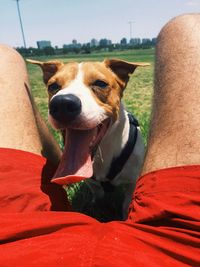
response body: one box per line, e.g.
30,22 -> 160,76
142,14 -> 200,174
0,45 -> 61,163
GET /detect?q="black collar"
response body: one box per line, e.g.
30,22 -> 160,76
105,112 -> 139,181
92,112 -> 139,192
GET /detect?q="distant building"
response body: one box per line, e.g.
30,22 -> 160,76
129,38 -> 141,46
120,38 -> 127,46
142,38 -> 151,45
37,40 -> 51,49
72,39 -> 77,45
90,38 -> 99,47
99,38 -> 112,47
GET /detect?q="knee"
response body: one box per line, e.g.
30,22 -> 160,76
157,14 -> 200,48
0,44 -> 25,66
155,13 -> 200,73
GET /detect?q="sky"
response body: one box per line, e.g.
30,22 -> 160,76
1,0 -> 200,48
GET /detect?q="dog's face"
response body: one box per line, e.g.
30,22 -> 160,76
48,61 -> 123,131
27,58 -> 148,184
28,59 -> 148,130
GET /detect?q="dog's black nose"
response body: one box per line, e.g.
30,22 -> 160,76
49,94 -> 82,123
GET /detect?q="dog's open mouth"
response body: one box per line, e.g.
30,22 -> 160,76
51,118 -> 110,185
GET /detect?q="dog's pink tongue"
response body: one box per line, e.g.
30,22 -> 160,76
51,129 -> 95,185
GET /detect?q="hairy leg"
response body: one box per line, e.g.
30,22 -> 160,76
142,14 -> 200,174
0,45 -> 61,163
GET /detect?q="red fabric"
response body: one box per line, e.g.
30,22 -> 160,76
0,148 -> 200,266
0,148 -> 71,212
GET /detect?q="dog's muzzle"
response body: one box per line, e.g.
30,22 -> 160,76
49,94 -> 82,124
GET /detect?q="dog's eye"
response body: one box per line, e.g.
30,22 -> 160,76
48,82 -> 61,93
92,80 -> 108,89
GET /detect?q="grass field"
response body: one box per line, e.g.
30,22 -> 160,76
27,49 -> 154,221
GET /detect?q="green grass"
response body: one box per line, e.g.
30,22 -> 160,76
27,49 -> 154,221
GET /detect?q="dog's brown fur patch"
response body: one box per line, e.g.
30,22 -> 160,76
81,62 -> 122,121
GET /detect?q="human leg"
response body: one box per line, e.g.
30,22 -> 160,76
0,45 -> 61,163
142,14 -> 200,174
127,16 -> 200,265
0,45 -> 70,212
129,13 -> 200,224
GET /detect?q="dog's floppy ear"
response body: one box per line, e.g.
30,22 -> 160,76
27,59 -> 64,84
104,58 -> 150,87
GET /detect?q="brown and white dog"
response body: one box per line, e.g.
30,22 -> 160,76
28,58 -> 149,218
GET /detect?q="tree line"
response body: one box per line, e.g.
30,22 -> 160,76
16,39 -> 156,57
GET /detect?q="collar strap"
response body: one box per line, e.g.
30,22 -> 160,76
105,113 -> 139,181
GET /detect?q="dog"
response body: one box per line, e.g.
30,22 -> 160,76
27,58 -> 149,219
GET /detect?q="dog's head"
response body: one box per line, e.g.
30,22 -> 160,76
27,58 -> 149,184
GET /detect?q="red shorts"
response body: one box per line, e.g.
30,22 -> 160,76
0,148 -> 199,266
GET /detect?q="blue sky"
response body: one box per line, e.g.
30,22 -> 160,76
1,0 -> 200,48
